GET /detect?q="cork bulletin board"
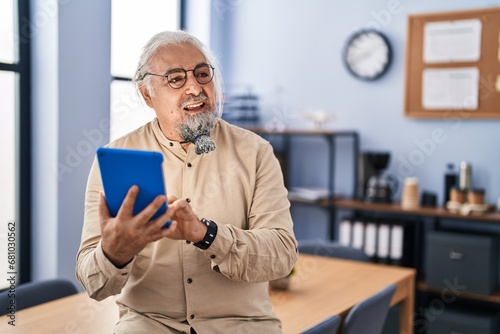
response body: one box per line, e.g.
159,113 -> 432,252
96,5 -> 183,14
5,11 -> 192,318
404,7 -> 500,119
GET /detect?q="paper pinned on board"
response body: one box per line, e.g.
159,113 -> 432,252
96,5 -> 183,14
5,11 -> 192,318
423,19 -> 482,63
422,67 -> 479,110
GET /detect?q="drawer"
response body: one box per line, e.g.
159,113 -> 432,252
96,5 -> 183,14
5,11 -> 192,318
427,307 -> 500,334
425,231 -> 499,295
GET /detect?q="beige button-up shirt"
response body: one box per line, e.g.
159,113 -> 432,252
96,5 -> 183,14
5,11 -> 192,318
76,118 -> 298,334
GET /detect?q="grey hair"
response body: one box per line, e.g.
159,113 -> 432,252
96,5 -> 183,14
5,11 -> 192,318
133,30 -> 223,118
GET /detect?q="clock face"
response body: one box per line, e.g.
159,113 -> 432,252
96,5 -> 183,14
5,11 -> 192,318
343,30 -> 392,81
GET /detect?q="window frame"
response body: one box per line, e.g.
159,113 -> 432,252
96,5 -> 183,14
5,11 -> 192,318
111,0 -> 185,83
0,0 -> 32,284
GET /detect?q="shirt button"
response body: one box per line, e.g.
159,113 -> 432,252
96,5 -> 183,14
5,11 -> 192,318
190,314 -> 195,320
186,198 -> 191,203
187,162 -> 192,167
187,278 -> 193,284
169,142 -> 173,147
210,254 -> 216,259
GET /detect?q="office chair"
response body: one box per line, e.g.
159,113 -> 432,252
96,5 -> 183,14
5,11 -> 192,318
340,284 -> 396,334
0,278 -> 78,315
298,239 -> 371,262
300,314 -> 342,334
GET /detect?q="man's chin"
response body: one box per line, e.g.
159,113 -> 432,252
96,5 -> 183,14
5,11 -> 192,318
177,109 -> 217,142
183,109 -> 206,116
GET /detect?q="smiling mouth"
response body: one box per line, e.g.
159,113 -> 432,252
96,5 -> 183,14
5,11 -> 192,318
183,102 -> 205,112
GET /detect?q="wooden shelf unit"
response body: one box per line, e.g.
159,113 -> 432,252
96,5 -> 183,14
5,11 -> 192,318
334,198 -> 500,223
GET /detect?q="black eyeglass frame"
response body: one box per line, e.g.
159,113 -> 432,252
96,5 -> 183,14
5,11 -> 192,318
140,63 -> 215,89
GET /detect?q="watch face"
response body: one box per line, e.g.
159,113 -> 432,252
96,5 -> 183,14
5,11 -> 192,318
343,30 -> 391,81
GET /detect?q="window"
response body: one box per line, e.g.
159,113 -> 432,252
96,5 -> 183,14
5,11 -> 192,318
0,71 -> 16,289
0,0 -> 16,63
0,0 -> 31,287
110,0 -> 181,141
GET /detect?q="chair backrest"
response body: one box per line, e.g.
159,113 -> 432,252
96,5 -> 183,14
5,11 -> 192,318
301,314 -> 342,334
341,284 -> 396,334
0,278 -> 78,315
298,239 -> 371,262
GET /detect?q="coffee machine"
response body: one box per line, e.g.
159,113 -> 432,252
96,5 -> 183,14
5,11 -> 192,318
357,151 -> 397,203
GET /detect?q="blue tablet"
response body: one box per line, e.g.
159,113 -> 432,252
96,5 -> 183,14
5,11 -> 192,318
96,147 -> 170,228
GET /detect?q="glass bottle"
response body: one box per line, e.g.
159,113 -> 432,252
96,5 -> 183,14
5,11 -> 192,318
444,163 -> 457,205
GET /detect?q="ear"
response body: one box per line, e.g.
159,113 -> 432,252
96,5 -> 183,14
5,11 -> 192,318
140,86 -> 154,108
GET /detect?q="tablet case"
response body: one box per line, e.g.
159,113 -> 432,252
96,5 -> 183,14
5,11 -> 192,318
96,147 -> 168,224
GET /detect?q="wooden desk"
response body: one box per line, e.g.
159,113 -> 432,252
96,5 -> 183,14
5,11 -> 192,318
0,255 -> 415,333
272,255 -> 415,333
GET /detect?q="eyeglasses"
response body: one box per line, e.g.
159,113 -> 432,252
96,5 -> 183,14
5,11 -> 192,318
141,63 -> 215,89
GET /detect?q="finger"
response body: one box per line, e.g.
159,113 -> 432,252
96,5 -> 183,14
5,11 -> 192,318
135,194 -> 167,223
150,210 -> 173,230
151,220 -> 178,241
116,185 -> 139,217
98,192 -> 111,221
165,198 -> 184,212
167,195 -> 178,204
166,199 -> 194,220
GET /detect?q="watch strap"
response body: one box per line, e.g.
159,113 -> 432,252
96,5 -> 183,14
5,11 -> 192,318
193,218 -> 218,250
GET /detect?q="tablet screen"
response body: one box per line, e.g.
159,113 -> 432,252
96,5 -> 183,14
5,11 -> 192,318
96,147 -> 169,225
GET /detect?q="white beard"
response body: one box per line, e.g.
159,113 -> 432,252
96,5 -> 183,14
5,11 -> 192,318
177,111 -> 217,155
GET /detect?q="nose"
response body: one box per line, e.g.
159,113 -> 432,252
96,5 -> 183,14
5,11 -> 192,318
184,71 -> 203,96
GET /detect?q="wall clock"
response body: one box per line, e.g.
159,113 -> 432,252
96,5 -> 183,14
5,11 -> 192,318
343,30 -> 392,81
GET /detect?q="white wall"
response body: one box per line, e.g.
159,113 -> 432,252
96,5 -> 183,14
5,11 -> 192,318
31,0 -> 110,288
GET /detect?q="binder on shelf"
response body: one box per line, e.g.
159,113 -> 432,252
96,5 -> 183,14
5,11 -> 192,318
352,220 -> 365,250
390,225 -> 404,263
377,224 -> 391,261
339,219 -> 352,247
338,215 -> 416,267
364,222 -> 377,258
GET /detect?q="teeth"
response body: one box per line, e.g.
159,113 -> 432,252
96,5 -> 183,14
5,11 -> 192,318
185,102 -> 203,109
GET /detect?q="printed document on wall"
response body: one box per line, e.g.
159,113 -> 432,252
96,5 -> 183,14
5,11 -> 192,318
422,67 -> 479,110
423,19 -> 482,63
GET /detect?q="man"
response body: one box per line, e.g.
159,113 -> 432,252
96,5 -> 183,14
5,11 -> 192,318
76,30 -> 298,334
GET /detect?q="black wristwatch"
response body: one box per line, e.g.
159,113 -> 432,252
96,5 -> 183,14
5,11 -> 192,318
193,218 -> 218,250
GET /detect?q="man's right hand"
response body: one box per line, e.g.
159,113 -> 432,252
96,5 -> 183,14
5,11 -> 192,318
99,185 -> 171,268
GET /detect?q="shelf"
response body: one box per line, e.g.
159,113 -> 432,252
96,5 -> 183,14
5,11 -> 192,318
418,280 -> 500,304
289,197 -> 331,207
334,198 -> 500,223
